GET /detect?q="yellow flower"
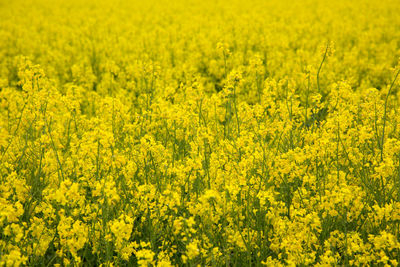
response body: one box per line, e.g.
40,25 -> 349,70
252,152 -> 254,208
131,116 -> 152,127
1,249 -> 28,267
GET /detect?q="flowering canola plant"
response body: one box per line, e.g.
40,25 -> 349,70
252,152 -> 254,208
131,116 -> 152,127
1,0 -> 400,266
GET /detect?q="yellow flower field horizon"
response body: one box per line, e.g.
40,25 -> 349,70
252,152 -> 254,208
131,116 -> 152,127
1,0 -> 400,265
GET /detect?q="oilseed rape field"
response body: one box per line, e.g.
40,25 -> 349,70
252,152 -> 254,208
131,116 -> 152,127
1,0 -> 400,266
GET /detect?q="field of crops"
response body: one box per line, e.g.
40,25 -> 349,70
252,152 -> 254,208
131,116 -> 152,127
1,0 -> 400,266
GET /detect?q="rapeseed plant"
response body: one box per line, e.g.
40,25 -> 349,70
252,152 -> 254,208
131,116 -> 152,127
1,0 -> 400,265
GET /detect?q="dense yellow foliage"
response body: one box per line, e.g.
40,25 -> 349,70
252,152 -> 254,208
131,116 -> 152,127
1,0 -> 400,266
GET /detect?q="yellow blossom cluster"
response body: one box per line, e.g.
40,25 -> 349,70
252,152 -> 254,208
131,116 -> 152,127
1,0 -> 400,265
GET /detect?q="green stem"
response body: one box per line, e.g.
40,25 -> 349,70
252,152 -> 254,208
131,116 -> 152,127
317,44 -> 329,93
381,68 -> 400,161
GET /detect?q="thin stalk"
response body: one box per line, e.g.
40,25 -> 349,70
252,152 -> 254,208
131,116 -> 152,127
381,68 -> 400,161
317,44 -> 329,93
